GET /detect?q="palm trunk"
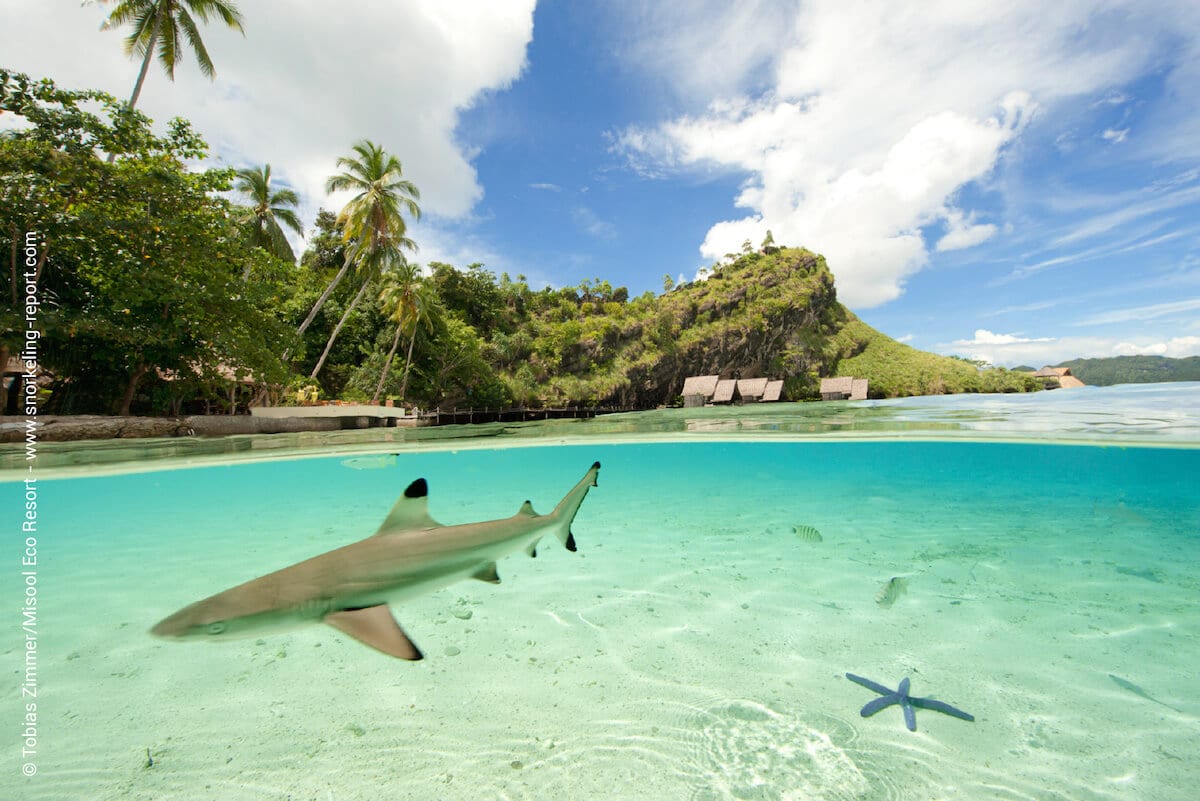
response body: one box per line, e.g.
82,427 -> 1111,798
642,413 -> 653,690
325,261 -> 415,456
283,258 -> 352,362
296,260 -> 351,338
127,29 -> 157,110
371,322 -> 405,403
107,28 -> 159,164
398,326 -> 418,401
309,280 -> 370,379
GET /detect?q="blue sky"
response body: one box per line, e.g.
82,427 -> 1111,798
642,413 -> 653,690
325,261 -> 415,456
3,0 -> 1199,367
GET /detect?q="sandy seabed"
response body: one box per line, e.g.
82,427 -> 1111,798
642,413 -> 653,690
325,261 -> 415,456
4,437 -> 1198,800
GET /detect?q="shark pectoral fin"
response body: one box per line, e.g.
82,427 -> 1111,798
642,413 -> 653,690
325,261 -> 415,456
472,563 -> 501,583
374,478 -> 442,535
524,541 -> 538,558
324,606 -> 423,660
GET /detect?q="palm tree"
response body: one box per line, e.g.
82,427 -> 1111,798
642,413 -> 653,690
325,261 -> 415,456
102,0 -> 245,112
234,164 -> 303,271
304,140 -> 420,379
373,263 -> 439,403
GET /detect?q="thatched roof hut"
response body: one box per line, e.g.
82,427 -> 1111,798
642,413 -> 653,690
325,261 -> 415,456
762,380 -> 784,402
850,378 -> 869,400
681,374 -> 720,407
1034,366 -> 1085,389
736,378 -> 769,402
712,379 -> 738,404
820,376 -> 854,400
681,374 -> 720,397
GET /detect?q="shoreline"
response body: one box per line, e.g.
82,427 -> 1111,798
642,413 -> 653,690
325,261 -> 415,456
0,414 -> 376,443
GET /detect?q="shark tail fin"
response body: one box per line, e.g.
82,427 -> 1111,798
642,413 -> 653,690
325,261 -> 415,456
550,461 -> 600,552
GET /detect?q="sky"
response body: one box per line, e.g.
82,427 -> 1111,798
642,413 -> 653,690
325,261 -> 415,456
3,0 -> 1200,367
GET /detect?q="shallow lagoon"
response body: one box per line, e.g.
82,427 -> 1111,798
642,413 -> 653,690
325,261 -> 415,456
4,383 -> 1199,800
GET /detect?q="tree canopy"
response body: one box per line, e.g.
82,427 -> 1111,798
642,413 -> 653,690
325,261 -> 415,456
1,69 -> 290,414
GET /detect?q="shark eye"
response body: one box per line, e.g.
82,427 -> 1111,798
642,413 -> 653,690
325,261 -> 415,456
207,623 -> 226,635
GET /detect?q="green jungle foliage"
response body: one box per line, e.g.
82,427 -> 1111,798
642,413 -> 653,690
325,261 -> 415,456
1056,355 -> 1200,386
320,246 -> 1038,408
1,70 -> 291,415
2,70 -> 1038,416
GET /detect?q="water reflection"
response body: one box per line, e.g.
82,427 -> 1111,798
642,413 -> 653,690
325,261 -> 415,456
3,382 -> 1197,475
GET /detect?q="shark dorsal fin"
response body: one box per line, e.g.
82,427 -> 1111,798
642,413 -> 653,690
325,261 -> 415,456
517,500 -> 537,517
375,478 -> 441,535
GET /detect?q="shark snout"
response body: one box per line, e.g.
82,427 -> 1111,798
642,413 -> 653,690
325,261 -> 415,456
150,606 -> 218,639
150,614 -> 189,638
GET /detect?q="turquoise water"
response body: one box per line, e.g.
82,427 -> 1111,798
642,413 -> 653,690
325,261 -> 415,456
4,384 -> 1199,800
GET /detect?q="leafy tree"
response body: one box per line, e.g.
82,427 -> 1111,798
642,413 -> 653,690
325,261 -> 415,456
101,0 -> 245,111
233,163 -> 303,268
429,262 -> 506,338
303,140 -> 420,378
663,273 -> 675,293
410,315 -> 511,408
0,70 -> 288,414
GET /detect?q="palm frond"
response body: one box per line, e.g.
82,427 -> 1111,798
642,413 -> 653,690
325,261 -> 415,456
273,207 -> 304,237
177,9 -> 216,78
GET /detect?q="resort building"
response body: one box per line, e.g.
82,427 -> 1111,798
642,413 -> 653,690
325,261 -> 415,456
680,374 -> 786,405
820,376 -> 869,401
1032,366 -> 1085,389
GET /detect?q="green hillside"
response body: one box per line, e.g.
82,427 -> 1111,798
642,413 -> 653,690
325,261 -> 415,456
487,247 -> 1039,406
1057,356 -> 1200,386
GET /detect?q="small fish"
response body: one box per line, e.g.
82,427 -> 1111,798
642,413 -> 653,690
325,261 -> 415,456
341,454 -> 398,470
793,524 -> 823,543
875,576 -> 907,608
1108,674 -> 1182,713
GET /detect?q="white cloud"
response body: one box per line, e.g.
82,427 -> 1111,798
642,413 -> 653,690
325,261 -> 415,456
529,183 -> 562,192
1102,127 -> 1130,144
953,329 -> 1056,346
937,207 -> 998,252
571,207 -> 617,240
1113,337 -> 1200,357
614,0 -> 1198,308
944,332 -> 1200,367
1075,297 -> 1200,326
0,1 -> 536,227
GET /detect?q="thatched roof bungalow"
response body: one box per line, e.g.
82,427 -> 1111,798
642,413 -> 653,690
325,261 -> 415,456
762,380 -> 784,402
681,374 -> 720,407
820,376 -> 854,400
712,379 -> 738,404
736,378 -> 769,402
1033,366 -> 1085,389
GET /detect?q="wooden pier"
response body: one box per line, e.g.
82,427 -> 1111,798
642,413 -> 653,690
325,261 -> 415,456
423,405 -> 635,425
250,404 -> 636,429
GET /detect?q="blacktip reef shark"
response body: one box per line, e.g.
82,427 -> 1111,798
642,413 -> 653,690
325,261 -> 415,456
151,462 -> 601,660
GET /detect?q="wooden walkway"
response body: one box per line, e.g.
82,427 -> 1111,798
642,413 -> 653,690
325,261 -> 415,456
424,406 -> 635,425
250,404 -> 636,429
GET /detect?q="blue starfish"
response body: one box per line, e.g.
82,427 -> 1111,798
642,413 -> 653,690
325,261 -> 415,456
845,673 -> 974,732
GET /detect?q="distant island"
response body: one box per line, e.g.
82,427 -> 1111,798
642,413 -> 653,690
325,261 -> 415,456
1051,356 -> 1200,387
